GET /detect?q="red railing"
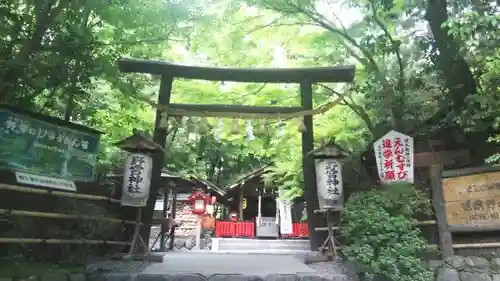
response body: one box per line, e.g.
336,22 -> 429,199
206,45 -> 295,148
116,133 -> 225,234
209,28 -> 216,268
215,221 -> 255,238
215,220 -> 308,238
281,223 -> 309,238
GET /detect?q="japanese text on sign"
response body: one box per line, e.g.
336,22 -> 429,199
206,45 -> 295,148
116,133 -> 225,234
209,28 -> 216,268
443,170 -> 500,227
0,108 -> 100,182
325,161 -> 341,198
4,116 -> 90,151
373,130 -> 414,184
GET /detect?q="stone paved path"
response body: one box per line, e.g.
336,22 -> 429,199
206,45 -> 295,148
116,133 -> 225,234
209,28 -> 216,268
86,252 -> 355,281
143,252 -> 316,276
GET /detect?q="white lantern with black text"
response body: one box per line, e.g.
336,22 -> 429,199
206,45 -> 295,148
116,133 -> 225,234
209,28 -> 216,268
121,153 -> 153,207
315,159 -> 343,209
310,142 -> 347,210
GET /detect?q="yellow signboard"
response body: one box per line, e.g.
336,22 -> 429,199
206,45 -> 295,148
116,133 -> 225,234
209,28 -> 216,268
242,198 -> 247,210
443,171 -> 500,227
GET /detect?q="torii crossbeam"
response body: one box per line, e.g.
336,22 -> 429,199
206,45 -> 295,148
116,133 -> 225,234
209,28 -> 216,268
118,57 -> 355,250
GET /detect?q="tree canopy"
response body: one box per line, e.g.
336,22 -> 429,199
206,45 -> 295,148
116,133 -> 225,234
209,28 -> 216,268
1,0 -> 499,196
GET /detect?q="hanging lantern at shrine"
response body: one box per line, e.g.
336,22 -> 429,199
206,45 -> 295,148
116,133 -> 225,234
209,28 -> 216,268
245,120 -> 255,141
214,118 -> 223,141
277,119 -> 285,138
188,191 -> 210,215
159,113 -> 169,129
297,117 -> 306,132
231,118 -> 239,134
174,116 -> 182,126
258,120 -> 266,134
181,116 -> 188,128
198,117 -> 209,134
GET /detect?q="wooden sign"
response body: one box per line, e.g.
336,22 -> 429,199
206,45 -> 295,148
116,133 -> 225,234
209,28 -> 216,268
373,130 -> 414,184
443,169 -> 500,231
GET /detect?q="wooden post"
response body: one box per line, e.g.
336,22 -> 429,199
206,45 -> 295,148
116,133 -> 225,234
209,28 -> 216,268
140,75 -> 174,242
300,81 -> 321,250
159,187 -> 170,251
429,164 -> 454,258
239,186 -> 244,221
168,190 -> 178,251
195,220 -> 202,250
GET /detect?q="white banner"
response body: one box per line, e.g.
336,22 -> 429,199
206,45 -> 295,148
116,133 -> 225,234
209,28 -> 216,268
373,130 -> 414,184
15,172 -> 76,191
279,199 -> 293,235
121,153 -> 153,207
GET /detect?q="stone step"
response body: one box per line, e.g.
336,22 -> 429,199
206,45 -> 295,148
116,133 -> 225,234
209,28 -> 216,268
218,241 -> 310,248
212,249 -> 314,254
218,238 -> 310,246
216,238 -> 311,252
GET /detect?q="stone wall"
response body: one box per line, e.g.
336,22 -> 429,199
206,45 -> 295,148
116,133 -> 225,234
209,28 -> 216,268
436,256 -> 500,281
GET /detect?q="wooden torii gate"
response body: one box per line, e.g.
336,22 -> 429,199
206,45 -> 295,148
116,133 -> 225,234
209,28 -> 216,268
118,58 -> 355,250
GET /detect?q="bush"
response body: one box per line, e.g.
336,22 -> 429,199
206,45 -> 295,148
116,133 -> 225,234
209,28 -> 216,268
340,183 -> 437,281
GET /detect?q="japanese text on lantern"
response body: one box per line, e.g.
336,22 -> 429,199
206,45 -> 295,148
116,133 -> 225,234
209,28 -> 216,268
127,155 -> 145,194
381,137 -> 408,182
325,161 -> 341,198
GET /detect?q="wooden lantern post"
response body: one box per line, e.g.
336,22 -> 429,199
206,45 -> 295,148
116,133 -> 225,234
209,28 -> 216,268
307,141 -> 348,261
114,129 -> 165,261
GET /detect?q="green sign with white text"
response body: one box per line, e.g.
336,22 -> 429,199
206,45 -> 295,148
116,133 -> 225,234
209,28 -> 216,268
0,107 -> 101,182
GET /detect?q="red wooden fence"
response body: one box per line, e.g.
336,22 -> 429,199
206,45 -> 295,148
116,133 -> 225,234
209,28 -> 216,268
215,221 -> 308,238
215,221 -> 254,238
281,223 -> 309,238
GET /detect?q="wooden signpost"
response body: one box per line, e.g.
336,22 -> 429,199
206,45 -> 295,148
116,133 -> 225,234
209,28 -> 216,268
442,167 -> 500,232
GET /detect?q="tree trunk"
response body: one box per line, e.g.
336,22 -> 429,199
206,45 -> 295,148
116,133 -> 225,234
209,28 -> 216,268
425,0 -> 478,115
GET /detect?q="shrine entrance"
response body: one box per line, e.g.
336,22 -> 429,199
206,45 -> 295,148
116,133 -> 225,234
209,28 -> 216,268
118,58 -> 355,250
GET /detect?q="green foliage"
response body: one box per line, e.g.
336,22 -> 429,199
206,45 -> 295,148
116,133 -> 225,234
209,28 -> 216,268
0,0 -> 499,200
340,183 -> 437,281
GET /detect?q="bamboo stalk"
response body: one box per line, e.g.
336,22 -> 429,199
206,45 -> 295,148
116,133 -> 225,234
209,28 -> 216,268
416,220 -> 437,226
0,209 -> 139,225
0,237 -> 130,245
319,243 -> 500,250
0,183 -> 120,203
453,242 -> 500,249
314,220 -> 437,231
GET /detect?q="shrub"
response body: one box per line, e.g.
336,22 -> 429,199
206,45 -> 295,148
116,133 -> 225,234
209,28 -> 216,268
340,183 -> 437,281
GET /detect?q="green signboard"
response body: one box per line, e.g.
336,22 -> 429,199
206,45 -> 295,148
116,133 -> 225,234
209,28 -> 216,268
0,106 -> 101,182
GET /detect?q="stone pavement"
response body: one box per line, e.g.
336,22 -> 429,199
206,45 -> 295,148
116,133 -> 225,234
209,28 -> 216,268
85,252 -> 353,281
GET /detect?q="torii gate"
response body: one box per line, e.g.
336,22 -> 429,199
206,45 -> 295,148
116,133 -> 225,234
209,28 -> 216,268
118,58 -> 355,250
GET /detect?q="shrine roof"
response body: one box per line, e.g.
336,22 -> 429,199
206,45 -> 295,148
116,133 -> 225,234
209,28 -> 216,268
226,166 -> 270,191
189,177 -> 225,197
